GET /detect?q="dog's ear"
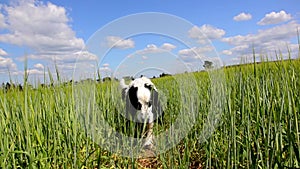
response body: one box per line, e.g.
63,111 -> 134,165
151,89 -> 164,124
128,86 -> 142,110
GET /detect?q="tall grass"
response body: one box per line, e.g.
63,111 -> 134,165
0,56 -> 299,168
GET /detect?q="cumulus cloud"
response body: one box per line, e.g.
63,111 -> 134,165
0,12 -> 6,29
222,21 -> 300,60
102,63 -> 109,67
161,43 -> 176,51
73,51 -> 98,62
106,36 -> 135,49
18,50 -> 97,63
0,0 -> 94,68
127,44 -> 157,57
233,12 -> 252,21
34,63 -> 44,70
0,56 -> 17,72
0,48 -> 17,72
222,21 -> 299,46
188,25 -> 225,43
139,44 -> 159,54
26,68 -> 45,75
142,55 -> 148,60
258,10 -> 292,25
222,50 -> 232,56
0,48 -> 8,56
222,45 -> 249,56
99,66 -> 111,73
178,45 -> 214,61
128,43 -> 176,57
178,46 -> 223,69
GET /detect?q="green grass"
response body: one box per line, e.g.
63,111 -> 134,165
0,57 -> 299,168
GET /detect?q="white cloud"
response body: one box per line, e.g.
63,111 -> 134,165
26,68 -> 44,75
106,36 -> 135,49
100,66 -> 110,71
142,55 -> 148,60
0,0 -> 89,64
0,56 -> 17,72
222,21 -> 300,60
34,63 -> 44,70
73,51 -> 98,62
17,50 -> 97,63
222,45 -> 249,56
222,50 -> 232,56
222,21 -> 299,46
102,63 -> 109,67
11,67 -> 46,76
0,48 -> 8,56
141,44 -> 159,53
188,25 -> 225,43
161,43 -> 176,51
99,66 -> 111,73
177,46 -> 223,69
0,48 -> 17,73
0,12 -> 6,29
178,46 -> 214,61
258,10 -> 292,25
128,43 -> 177,57
233,12 -> 252,21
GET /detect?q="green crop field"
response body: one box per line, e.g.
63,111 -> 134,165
0,56 -> 299,168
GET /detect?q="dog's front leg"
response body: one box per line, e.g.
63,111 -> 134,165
143,122 -> 154,149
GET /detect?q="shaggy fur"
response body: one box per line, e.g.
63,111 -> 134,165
120,77 -> 163,148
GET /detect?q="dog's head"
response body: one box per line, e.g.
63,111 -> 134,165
121,77 -> 163,123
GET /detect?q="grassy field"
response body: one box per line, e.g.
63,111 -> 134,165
0,57 -> 300,168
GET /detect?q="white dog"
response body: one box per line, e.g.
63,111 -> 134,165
120,77 -> 163,149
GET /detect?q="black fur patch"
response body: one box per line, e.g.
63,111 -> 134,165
122,80 -> 164,124
128,86 -> 142,110
144,84 -> 153,91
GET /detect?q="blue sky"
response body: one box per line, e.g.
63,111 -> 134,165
0,0 -> 299,83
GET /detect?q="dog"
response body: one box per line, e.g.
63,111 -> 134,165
120,77 -> 163,149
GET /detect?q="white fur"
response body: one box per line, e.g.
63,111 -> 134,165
120,77 -> 157,148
